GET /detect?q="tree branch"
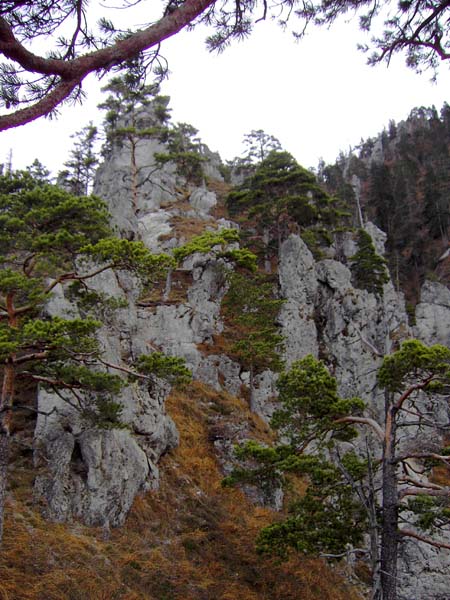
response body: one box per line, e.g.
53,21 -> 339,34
399,486 -> 450,500
97,357 -> 150,381
394,375 -> 435,411
396,452 -> 450,466
0,0 -> 216,131
400,528 -> 450,550
334,415 -> 385,442
13,351 -> 49,364
398,474 -> 444,492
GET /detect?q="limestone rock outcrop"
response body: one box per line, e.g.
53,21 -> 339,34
31,105 -> 450,599
33,269 -> 178,527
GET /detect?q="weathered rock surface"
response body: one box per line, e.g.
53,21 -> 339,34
32,107 -> 450,598
414,280 -> 450,346
34,270 -> 178,527
275,231 -> 408,411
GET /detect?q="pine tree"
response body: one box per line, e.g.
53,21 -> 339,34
58,122 -> 99,196
350,229 -> 389,297
99,74 -> 171,210
0,168 -> 183,546
154,122 -> 206,186
227,151 -> 345,265
224,341 -> 450,600
221,271 -> 284,393
242,129 -> 282,163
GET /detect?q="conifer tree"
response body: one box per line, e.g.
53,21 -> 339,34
58,122 -> 99,196
0,169 -> 186,546
154,122 -> 206,186
1,0 -> 450,131
350,229 -> 389,297
224,341 -> 450,600
221,271 -> 284,393
227,151 -> 345,265
98,74 -> 171,210
242,130 -> 282,163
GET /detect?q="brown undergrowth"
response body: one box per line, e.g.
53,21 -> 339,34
0,382 -> 363,600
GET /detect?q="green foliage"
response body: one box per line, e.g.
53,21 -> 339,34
99,77 -> 170,155
226,151 -> 348,261
84,397 -> 125,429
224,341 -> 450,599
222,441 -> 286,502
66,281 -> 129,318
173,229 -> 240,263
241,129 -> 282,163
377,338 -> 450,393
272,355 -> 364,447
220,247 -> 258,271
154,151 -> 206,185
0,169 -> 188,433
256,471 -> 367,557
59,121 -> 98,196
300,230 -> 326,260
0,181 -> 111,267
21,316 -> 101,353
222,271 -> 285,375
41,364 -> 123,395
134,352 -> 192,388
223,356 -> 368,558
25,159 -> 51,184
407,494 -> 450,533
350,229 -> 389,297
324,105 -> 450,303
81,238 -> 175,280
154,122 -> 206,184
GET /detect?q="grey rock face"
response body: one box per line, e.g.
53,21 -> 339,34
189,187 -> 217,215
34,377 -> 178,527
414,280 -> 450,346
34,269 -> 178,527
34,108 -> 450,598
278,234 -> 408,404
398,536 -> 450,600
278,235 -> 319,363
276,234 -> 450,599
140,253 -> 244,396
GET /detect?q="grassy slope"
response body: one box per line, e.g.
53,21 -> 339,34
0,382 -> 364,600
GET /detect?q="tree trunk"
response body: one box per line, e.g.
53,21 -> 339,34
367,445 -> 382,600
163,268 -> 173,301
130,136 -> 138,213
380,398 -> 399,600
0,362 -> 15,547
0,429 -> 10,546
263,229 -> 271,273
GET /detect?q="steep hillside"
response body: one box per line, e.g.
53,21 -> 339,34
320,104 -> 450,305
2,93 -> 450,600
1,383 -> 362,600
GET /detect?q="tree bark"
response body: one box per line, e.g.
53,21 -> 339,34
380,395 -> 399,600
367,446 -> 382,600
263,228 -> 271,273
0,293 -> 18,546
0,362 -> 14,547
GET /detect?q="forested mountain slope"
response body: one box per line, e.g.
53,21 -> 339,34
320,104 -> 450,306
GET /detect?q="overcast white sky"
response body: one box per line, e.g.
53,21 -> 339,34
2,13 -> 450,175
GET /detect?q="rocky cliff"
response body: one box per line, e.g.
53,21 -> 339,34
30,103 -> 450,599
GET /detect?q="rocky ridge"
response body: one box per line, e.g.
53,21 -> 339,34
33,104 -> 450,599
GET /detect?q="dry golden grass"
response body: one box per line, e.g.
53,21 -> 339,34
0,382 -> 365,600
431,464 -> 450,486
